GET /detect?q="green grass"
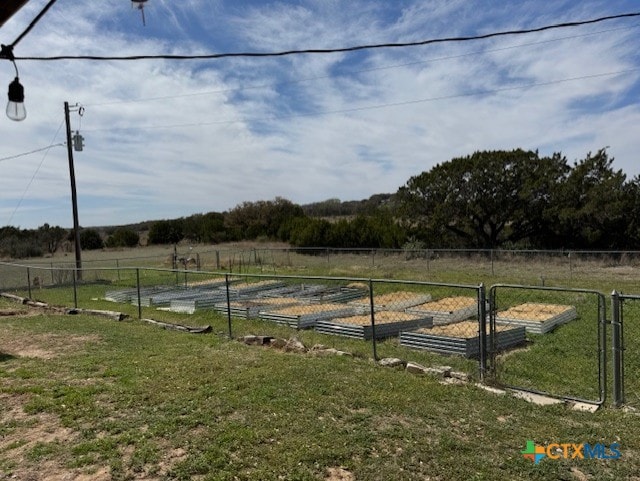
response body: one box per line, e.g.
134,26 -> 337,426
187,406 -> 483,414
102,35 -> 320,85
1,311 -> 640,480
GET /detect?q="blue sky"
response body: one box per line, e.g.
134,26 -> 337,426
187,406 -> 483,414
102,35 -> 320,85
1,0 -> 639,229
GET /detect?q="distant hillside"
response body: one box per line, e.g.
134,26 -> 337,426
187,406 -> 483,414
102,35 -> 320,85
301,193 -> 396,217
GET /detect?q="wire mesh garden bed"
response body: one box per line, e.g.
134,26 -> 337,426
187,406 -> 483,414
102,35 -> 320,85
315,311 -> 433,340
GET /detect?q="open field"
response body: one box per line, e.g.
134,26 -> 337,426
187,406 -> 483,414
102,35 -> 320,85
6,242 -> 640,293
2,244 -> 640,479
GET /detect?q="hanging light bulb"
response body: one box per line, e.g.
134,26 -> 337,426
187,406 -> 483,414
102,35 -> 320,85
6,77 -> 26,121
131,0 -> 149,26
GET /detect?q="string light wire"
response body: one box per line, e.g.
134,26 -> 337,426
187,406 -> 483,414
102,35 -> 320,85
12,12 -> 640,62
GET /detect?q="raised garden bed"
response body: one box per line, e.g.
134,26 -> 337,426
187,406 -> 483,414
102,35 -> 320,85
315,311 -> 433,340
400,321 -> 526,358
406,296 -> 477,325
495,303 -> 577,334
259,303 -> 357,329
350,291 -> 432,313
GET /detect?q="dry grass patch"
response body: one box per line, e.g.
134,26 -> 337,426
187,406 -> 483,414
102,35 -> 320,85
0,332 -> 101,360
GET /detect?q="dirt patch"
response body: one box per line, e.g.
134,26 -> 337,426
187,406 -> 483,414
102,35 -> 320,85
0,393 -> 91,481
0,332 -> 101,360
325,466 -> 355,481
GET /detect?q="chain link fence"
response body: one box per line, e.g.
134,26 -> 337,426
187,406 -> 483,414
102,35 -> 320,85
488,285 -> 606,404
611,292 -> 640,408
6,260 -> 640,407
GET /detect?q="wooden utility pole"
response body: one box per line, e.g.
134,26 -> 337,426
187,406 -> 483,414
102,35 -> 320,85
64,101 -> 82,279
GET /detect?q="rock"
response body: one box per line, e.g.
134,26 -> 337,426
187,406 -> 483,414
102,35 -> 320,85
242,335 -> 274,345
313,348 -> 353,357
450,371 -> 469,381
269,338 -> 287,349
284,337 -> 307,353
378,357 -> 406,368
241,335 -> 260,345
405,362 -> 428,375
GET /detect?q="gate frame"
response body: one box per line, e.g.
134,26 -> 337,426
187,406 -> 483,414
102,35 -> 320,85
611,291 -> 640,407
488,284 -> 607,406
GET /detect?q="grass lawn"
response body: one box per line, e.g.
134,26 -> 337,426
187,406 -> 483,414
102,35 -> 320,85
1,300 -> 640,480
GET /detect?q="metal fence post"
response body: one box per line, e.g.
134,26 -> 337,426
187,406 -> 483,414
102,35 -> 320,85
369,279 -> 378,361
478,284 -> 487,381
72,268 -> 78,308
612,290 -> 623,407
225,273 -> 233,339
26,267 -> 32,299
136,268 -> 142,320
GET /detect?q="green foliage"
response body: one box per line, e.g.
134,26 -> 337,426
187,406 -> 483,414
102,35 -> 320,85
148,219 -> 184,245
80,229 -> 104,250
224,197 -> 305,241
396,147 -> 637,250
183,212 -> 227,244
0,226 -> 43,258
105,228 -> 139,248
37,224 -> 68,254
288,212 -> 406,248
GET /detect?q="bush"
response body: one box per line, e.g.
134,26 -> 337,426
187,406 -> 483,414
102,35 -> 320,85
106,228 -> 139,248
80,229 -> 104,250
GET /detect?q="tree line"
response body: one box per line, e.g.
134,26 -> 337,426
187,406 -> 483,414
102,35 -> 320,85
2,147 -> 638,258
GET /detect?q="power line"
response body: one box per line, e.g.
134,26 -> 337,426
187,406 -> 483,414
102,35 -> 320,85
84,67 -> 640,133
0,143 -> 64,163
86,23 -> 640,108
14,12 -> 640,62
10,0 -> 59,47
6,121 -> 65,226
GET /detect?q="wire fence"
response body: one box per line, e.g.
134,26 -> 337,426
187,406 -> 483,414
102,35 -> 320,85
1,260 -> 640,408
612,292 -> 640,408
9,246 -> 640,285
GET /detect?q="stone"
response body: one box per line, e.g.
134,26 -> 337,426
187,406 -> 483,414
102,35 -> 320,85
284,337 -> 307,353
378,357 -> 406,368
405,362 -> 428,375
269,338 -> 287,349
449,371 -> 469,381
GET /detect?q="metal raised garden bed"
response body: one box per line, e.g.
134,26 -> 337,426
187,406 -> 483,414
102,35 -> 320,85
405,296 -> 477,325
495,303 -> 577,334
259,303 -> 357,329
399,321 -> 526,358
315,311 -> 433,340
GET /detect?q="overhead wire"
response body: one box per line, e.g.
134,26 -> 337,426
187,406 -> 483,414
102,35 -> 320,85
9,0 -> 59,47
0,143 -> 64,163
83,67 -> 640,133
12,12 -> 640,61
5,120 -> 65,226
85,22 -> 640,107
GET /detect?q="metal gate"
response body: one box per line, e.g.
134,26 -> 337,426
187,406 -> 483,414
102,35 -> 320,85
611,292 -> 640,407
488,285 -> 606,405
